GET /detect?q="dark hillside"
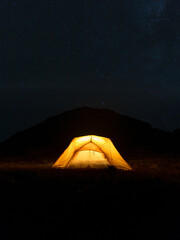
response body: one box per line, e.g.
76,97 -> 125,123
0,108 -> 179,163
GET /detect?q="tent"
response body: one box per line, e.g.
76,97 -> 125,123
53,135 -> 132,170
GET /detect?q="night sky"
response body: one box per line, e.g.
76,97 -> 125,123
0,0 -> 180,142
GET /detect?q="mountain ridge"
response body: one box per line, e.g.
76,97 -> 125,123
0,107 -> 179,162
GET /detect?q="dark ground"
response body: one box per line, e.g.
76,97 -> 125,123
0,162 -> 179,240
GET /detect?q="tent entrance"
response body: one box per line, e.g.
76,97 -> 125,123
68,149 -> 109,168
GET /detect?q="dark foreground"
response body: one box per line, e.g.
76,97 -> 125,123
0,166 -> 179,240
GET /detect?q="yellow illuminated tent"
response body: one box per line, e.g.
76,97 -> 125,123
53,135 -> 132,170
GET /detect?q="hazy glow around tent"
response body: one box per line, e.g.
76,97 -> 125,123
53,135 -> 132,170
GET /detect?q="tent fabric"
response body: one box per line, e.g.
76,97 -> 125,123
79,142 -> 103,153
68,150 -> 108,168
53,135 -> 132,170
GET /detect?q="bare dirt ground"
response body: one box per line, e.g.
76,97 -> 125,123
0,158 -> 179,240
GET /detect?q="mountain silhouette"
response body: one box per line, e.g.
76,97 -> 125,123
0,107 -> 179,163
